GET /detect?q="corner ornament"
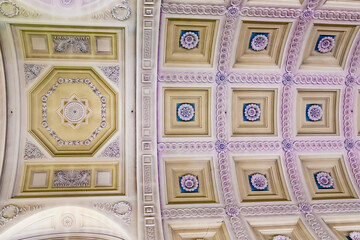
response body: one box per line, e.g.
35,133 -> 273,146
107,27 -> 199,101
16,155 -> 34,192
0,0 -> 19,18
111,1 -> 131,21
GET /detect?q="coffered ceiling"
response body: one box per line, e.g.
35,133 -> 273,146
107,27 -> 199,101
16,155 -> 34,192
0,0 -> 360,239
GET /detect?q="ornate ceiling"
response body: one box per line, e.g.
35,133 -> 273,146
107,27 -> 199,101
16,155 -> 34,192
0,0 -> 360,239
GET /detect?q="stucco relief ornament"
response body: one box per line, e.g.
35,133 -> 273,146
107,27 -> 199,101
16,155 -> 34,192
226,5 -> 239,18
282,139 -> 294,152
273,236 -> 292,240
346,74 -> 356,87
225,205 -> 240,217
316,172 -> 334,188
57,94 -> 93,129
317,37 -> 335,53
60,0 -> 73,7
0,204 -> 19,222
251,34 -> 268,51
301,8 -> 313,20
350,232 -> 360,240
244,104 -> 261,121
53,170 -> 91,187
180,174 -> 199,192
215,71 -> 228,85
24,64 -> 46,83
299,202 -> 312,214
250,173 -> 268,190
345,139 -> 355,151
24,141 -> 45,160
112,201 -> 132,218
0,0 -> 19,18
215,140 -> 228,152
177,103 -> 195,121
307,105 -> 323,122
282,72 -> 294,85
111,1 -> 131,21
180,32 -> 199,50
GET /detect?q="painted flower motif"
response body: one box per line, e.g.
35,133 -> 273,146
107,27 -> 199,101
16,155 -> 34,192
180,31 -> 199,50
317,36 -> 335,53
251,34 -> 268,51
244,104 -> 261,121
282,72 -> 294,85
180,174 -> 199,192
225,205 -> 239,217
273,236 -> 292,240
349,231 -> 360,240
250,173 -> 268,190
282,139 -> 294,152
215,140 -> 228,152
215,71 -> 228,85
316,172 -> 334,188
177,103 -> 195,121
307,104 -> 323,122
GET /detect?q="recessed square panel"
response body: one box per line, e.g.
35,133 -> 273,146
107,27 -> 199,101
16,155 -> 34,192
322,215 -> 360,239
168,220 -> 231,240
300,24 -> 358,70
163,157 -> 218,204
233,156 -> 290,202
29,34 -> 49,53
232,88 -> 277,136
247,216 -> 315,240
163,87 -> 210,137
164,18 -> 219,67
299,155 -> 357,200
233,21 -> 291,69
296,89 -> 339,136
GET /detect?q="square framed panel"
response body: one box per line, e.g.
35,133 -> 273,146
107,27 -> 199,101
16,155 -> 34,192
232,88 -> 277,136
233,21 -> 291,69
300,23 -> 358,70
163,87 -> 211,137
163,156 -> 218,204
246,216 -> 315,240
322,215 -> 360,240
164,18 -> 219,67
233,156 -> 290,202
299,155 -> 357,200
296,89 -> 339,136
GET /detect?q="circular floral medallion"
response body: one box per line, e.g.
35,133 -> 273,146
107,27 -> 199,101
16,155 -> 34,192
215,71 -> 228,85
64,101 -> 87,122
0,204 -> 19,221
180,174 -> 199,192
215,140 -> 228,152
316,172 -> 334,188
307,104 -> 323,121
350,231 -> 360,240
177,103 -> 195,121
250,173 -> 268,190
317,36 -> 335,53
244,104 -> 261,121
180,32 -> 199,50
0,0 -> 19,18
112,201 -> 132,218
273,236 -> 292,240
251,34 -> 268,51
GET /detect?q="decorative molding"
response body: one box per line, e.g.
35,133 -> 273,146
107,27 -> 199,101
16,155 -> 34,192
158,142 -> 215,152
158,72 -> 215,83
94,201 -> 132,224
228,73 -> 282,84
0,204 -> 42,228
100,66 -> 120,84
24,141 -> 45,160
24,64 -> 46,83
228,141 -> 281,152
240,7 -> 301,18
162,207 -> 224,219
293,140 -> 344,151
161,3 -> 226,15
294,74 -> 345,85
240,205 -> 299,216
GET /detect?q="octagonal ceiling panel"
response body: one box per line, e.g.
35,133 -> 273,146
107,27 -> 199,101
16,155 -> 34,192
28,66 -> 118,157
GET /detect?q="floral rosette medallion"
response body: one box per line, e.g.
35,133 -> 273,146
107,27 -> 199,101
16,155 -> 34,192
180,31 -> 199,50
251,34 -> 269,51
315,172 -> 334,189
244,103 -> 261,121
307,104 -> 323,122
273,236 -> 292,240
349,232 -> 360,240
177,103 -> 195,121
250,173 -> 268,190
180,174 -> 199,192
317,36 -> 335,53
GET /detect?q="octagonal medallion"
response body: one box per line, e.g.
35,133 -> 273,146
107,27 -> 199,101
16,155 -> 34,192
28,66 -> 118,157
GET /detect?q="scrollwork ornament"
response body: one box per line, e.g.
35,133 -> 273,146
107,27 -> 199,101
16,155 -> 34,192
0,0 -> 19,18
111,2 -> 131,21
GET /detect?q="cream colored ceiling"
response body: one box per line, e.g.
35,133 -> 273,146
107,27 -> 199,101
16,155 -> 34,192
1,0 -> 360,239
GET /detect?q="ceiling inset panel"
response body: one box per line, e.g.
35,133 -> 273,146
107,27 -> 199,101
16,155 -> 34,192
28,67 -> 118,156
